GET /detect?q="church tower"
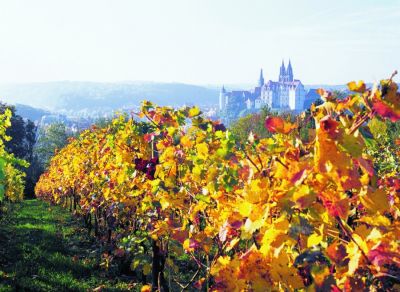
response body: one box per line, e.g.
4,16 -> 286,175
219,85 -> 226,111
287,59 -> 294,82
279,60 -> 286,82
258,69 -> 265,87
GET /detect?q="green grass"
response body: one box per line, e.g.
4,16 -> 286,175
0,200 -> 137,291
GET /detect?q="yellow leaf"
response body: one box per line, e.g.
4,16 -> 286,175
270,252 -> 304,289
347,80 -> 366,93
103,188 -> 110,200
360,173 -> 370,186
243,218 -> 264,239
180,135 -> 193,148
167,126 -> 177,136
192,165 -> 202,181
245,179 -> 263,204
307,233 -> 323,247
358,215 -> 391,226
226,238 -> 240,252
259,216 -> 289,255
238,201 -> 252,217
210,255 -> 232,276
188,106 -> 201,117
366,228 -> 382,242
196,142 -> 208,160
142,263 -> 151,275
347,242 -> 362,274
159,196 -> 170,210
117,172 -> 126,185
131,259 -> 140,270
183,238 -> 193,252
352,233 -> 368,254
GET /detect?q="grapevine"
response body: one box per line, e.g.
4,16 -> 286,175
36,76 -> 400,291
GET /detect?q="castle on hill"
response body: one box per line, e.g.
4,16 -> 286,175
219,60 -> 318,123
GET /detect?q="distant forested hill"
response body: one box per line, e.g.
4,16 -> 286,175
0,82 -> 220,113
14,104 -> 50,122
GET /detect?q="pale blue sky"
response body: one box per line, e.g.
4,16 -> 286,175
0,0 -> 399,85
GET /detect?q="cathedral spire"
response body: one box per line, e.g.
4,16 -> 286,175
258,68 -> 264,87
279,60 -> 286,82
287,59 -> 293,82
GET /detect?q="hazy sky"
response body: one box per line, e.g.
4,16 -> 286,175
0,0 -> 399,85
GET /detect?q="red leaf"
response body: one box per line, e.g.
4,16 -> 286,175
356,157 -> 375,176
372,100 -> 400,122
319,116 -> 340,138
219,220 -> 242,242
265,116 -> 295,134
290,169 -> 308,185
171,229 -> 188,244
189,238 -> 200,249
326,241 -> 347,265
368,243 -> 400,266
322,197 -> 349,219
193,278 -> 205,290
114,248 -> 125,257
143,133 -> 155,142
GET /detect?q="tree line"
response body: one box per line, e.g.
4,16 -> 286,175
0,103 -> 68,197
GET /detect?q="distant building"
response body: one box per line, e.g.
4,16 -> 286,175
219,60 -> 319,124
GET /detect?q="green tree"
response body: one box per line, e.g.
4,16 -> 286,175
230,107 -> 284,142
93,116 -> 113,129
34,123 -> 68,168
0,103 -> 36,161
230,107 -> 271,142
0,103 -> 37,196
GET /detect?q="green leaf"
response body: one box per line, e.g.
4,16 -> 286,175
360,126 -> 376,148
338,134 -> 363,157
0,185 -> 4,202
0,157 -> 5,180
195,194 -> 210,203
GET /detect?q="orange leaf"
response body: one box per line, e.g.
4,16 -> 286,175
265,116 -> 296,134
141,284 -> 152,292
347,81 -> 366,93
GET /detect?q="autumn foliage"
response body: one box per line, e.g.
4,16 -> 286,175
35,77 -> 400,291
0,109 -> 27,204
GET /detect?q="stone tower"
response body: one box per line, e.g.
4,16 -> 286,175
258,69 -> 265,87
279,60 -> 286,82
219,85 -> 226,111
287,59 -> 294,82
